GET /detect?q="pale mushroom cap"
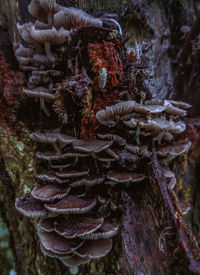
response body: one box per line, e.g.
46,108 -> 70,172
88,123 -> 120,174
36,150 -> 89,160
106,170 -> 145,183
39,230 -> 84,254
97,133 -> 126,146
70,176 -> 105,187
74,239 -> 113,259
125,144 -> 150,158
72,139 -> 113,153
156,141 -> 192,157
30,132 -> 77,145
36,172 -> 69,184
54,216 -> 104,238
124,117 -> 186,134
15,195 -> 47,218
31,184 -> 70,202
53,7 -> 102,30
44,195 -> 97,214
61,255 -> 91,267
23,88 -> 56,101
29,25 -> 71,45
17,22 -> 36,44
55,169 -> 89,179
40,243 -> 74,258
82,220 -> 119,240
28,0 -> 62,20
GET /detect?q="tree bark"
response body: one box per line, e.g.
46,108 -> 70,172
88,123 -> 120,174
1,1 -> 200,275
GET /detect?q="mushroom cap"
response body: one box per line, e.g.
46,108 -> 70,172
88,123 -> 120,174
23,87 -> 56,101
36,172 -> 69,184
72,139 -> 113,153
29,25 -> 71,45
31,184 -> 70,202
30,132 -> 77,145
39,230 -> 84,255
164,100 -> 187,117
14,43 -> 33,57
82,220 -> 119,240
156,141 -> 192,157
17,22 -> 36,44
40,243 -> 74,258
161,165 -> 176,189
28,0 -> 62,21
125,144 -> 150,158
106,170 -> 145,183
97,133 -> 126,146
61,255 -> 91,267
96,101 -> 166,126
74,239 -> 113,259
55,169 -> 89,179
44,195 -> 96,214
54,216 -> 104,238
15,195 -> 47,218
40,218 -> 55,232
36,149 -> 89,160
70,175 -> 105,187
167,100 -> 192,110
124,117 -> 186,134
53,7 -> 102,30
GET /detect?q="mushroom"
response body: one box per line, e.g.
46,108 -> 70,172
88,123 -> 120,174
156,141 -> 192,157
54,216 -> 104,238
161,165 -> 176,189
55,169 -> 89,179
106,170 -> 145,184
31,184 -> 70,202
38,230 -> 84,255
30,132 -> 77,146
61,255 -> 91,267
124,117 -> 186,134
97,133 -> 126,146
44,195 -> 96,214
36,172 -> 69,184
40,243 -> 74,258
36,149 -> 89,161
74,239 -> 112,259
15,195 -> 47,218
125,144 -> 151,158
23,87 -> 56,101
70,176 -> 105,187
53,7 -> 102,30
82,219 -> 119,240
72,139 -> 113,154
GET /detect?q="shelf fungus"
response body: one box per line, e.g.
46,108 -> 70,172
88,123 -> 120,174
14,0 -> 193,271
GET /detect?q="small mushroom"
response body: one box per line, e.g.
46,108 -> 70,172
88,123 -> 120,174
82,220 -> 119,240
97,133 -> 126,146
54,216 -> 104,238
72,139 -> 113,154
161,165 -> 176,189
39,230 -> 84,255
44,195 -> 96,214
31,184 -> 70,202
40,243 -> 74,258
61,255 -> 90,267
40,218 -> 55,232
124,117 -> 186,134
36,172 -> 69,184
106,170 -> 145,183
53,7 -> 102,30
15,195 -> 47,218
164,100 -> 187,117
55,169 -> 89,179
30,132 -> 77,145
23,87 -> 56,101
70,176 -> 105,187
156,141 -> 192,157
36,149 -> 89,161
125,144 -> 151,158
74,239 -> 112,259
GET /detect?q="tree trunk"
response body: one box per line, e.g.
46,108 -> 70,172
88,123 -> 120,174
1,0 -> 200,275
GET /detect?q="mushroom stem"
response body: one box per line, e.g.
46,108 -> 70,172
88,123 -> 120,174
44,43 -> 52,58
69,266 -> 79,275
135,127 -> 141,145
40,98 -> 51,117
153,131 -> 165,145
52,142 -> 61,153
72,156 -> 79,167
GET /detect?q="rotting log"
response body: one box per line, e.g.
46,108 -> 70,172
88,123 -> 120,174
1,1 -> 200,275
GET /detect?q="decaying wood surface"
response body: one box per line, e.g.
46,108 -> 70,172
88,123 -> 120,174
1,1 -> 200,275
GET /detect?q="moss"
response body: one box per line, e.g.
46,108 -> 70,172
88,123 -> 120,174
0,126 -> 36,196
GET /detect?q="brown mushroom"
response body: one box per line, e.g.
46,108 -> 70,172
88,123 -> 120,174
36,172 -> 69,184
54,216 -> 104,238
72,139 -> 113,154
36,149 -> 89,161
156,141 -> 192,157
23,87 -> 56,101
106,170 -> 145,183
38,230 -> 84,255
15,195 -> 47,218
31,184 -> 70,202
70,176 -> 105,187
44,195 -> 96,214
55,169 -> 89,179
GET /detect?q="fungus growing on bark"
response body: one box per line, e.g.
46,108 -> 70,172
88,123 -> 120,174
70,176 -> 105,187
106,170 -> 145,184
44,196 -> 96,214
31,184 -> 70,201
156,141 -> 192,157
55,169 -> 89,179
39,230 -> 84,255
15,195 -> 48,218
73,139 -> 113,154
36,172 -> 69,184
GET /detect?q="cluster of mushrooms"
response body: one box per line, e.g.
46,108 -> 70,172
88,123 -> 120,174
14,0 -> 192,272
